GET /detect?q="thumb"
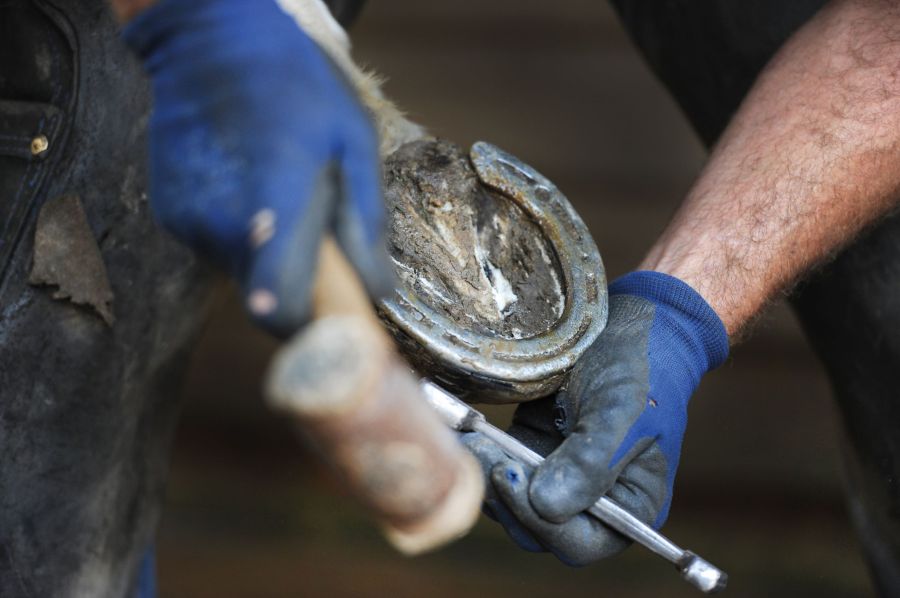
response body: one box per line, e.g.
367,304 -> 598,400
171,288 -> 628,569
333,123 -> 396,302
529,428 -> 653,523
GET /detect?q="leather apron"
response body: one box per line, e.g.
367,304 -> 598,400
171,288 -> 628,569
0,2 -> 214,596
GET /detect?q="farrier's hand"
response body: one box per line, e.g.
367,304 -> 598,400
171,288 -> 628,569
463,271 -> 728,565
123,0 -> 392,337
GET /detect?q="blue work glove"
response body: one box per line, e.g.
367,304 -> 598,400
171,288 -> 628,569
463,271 -> 729,565
123,0 -> 392,337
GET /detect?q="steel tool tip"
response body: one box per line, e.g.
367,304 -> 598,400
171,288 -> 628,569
419,380 -> 480,430
680,553 -> 727,593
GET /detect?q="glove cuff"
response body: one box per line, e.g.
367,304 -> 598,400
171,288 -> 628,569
609,270 -> 729,369
121,0 -> 202,59
122,0 -> 287,61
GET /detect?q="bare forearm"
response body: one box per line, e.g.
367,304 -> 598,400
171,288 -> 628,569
109,0 -> 155,23
642,0 -> 900,338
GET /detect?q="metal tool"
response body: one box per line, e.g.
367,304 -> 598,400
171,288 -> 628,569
421,380 -> 728,594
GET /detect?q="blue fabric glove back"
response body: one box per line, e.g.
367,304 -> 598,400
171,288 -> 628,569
123,0 -> 393,337
463,271 -> 729,565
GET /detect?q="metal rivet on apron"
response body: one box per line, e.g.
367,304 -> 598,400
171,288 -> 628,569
31,135 -> 50,156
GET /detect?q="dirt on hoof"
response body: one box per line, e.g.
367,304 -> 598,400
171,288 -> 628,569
383,139 -> 565,341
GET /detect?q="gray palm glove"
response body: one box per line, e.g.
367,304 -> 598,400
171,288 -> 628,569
463,271 -> 729,565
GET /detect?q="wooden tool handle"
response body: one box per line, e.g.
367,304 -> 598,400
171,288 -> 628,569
310,236 -> 381,321
265,237 -> 483,554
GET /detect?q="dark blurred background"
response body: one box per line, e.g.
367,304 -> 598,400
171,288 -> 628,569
156,1 -> 874,596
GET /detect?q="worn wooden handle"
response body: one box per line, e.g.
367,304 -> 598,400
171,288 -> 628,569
310,236 -> 380,321
265,237 -> 483,554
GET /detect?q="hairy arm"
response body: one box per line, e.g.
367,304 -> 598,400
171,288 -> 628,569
643,0 -> 900,338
